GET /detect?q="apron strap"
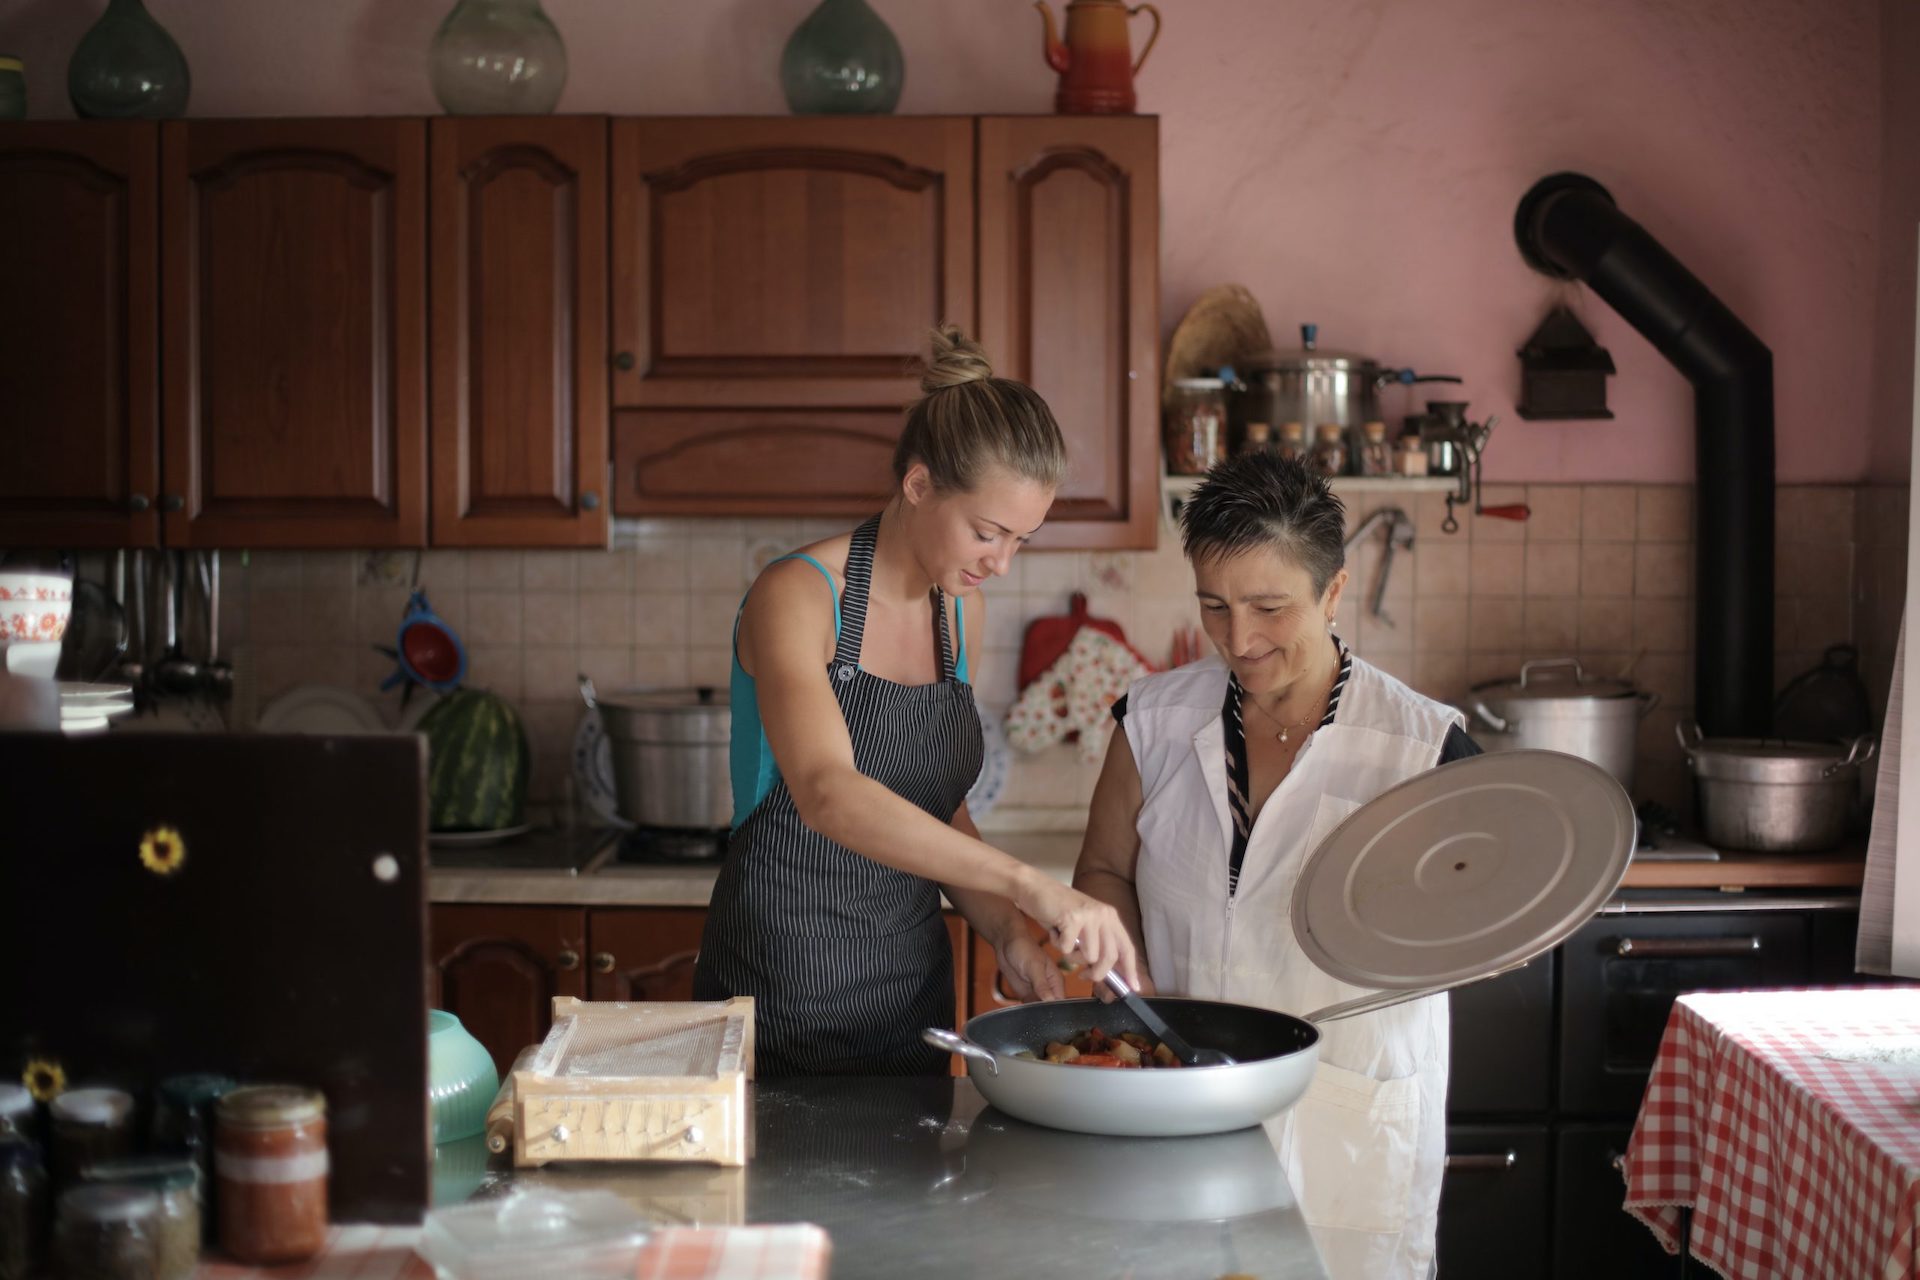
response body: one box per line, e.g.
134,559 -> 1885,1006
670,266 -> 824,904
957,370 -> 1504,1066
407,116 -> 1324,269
931,588 -> 957,682
833,516 -> 881,668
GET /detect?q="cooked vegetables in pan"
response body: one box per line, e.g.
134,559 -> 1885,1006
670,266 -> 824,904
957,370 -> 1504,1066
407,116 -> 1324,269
1013,1026 -> 1186,1069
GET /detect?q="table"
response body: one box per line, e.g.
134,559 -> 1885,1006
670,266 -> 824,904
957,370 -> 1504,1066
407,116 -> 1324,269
1623,987 -> 1920,1280
207,1078 -> 1328,1280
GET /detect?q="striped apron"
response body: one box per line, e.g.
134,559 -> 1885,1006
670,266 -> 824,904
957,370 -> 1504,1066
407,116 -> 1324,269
693,515 -> 983,1077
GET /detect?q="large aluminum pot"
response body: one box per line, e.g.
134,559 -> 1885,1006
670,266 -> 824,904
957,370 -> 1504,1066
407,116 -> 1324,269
1469,659 -> 1658,793
580,680 -> 731,830
925,997 -> 1319,1138
1678,725 -> 1875,852
1229,323 -> 1460,451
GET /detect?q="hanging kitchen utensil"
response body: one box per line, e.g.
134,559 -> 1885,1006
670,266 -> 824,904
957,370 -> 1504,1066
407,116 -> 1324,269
201,552 -> 232,702
151,550 -> 200,696
55,579 -> 125,684
1773,645 -> 1873,744
374,589 -> 468,699
1436,405 -> 1530,534
115,550 -> 147,693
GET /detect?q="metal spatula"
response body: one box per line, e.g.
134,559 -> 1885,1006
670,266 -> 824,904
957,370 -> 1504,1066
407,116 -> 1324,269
1103,971 -> 1236,1067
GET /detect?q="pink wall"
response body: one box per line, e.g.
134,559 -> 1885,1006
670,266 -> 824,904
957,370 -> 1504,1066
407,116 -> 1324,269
1871,0 -> 1920,483
4,0 -> 1886,482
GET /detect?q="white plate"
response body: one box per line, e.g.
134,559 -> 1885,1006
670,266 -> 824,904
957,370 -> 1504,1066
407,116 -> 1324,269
63,701 -> 133,719
1292,750 -> 1635,991
257,684 -> 386,734
428,824 -> 534,848
967,700 -> 1010,820
60,715 -> 109,734
572,711 -> 633,828
396,689 -> 442,733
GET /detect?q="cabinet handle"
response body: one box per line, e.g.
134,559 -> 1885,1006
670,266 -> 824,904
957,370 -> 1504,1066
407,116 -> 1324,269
128,493 -> 151,513
593,951 -> 616,974
613,351 -> 635,372
1444,1151 -> 1517,1172
556,949 -> 580,971
580,491 -> 600,512
158,494 -> 184,513
1615,936 -> 1761,958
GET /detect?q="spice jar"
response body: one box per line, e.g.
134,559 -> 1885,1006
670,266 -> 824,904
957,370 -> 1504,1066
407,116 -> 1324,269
84,1159 -> 199,1280
1275,421 -> 1307,463
1239,421 -> 1272,457
1309,423 -> 1348,478
151,1074 -> 232,1244
1358,420 -> 1392,477
1395,434 -> 1429,477
0,1134 -> 48,1280
1164,377 -> 1227,475
51,1088 -> 135,1190
54,1184 -> 159,1280
215,1086 -> 327,1265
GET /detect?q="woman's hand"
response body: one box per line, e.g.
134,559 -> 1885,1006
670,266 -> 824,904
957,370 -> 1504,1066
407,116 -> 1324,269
1013,871 -> 1141,990
993,928 -> 1066,1003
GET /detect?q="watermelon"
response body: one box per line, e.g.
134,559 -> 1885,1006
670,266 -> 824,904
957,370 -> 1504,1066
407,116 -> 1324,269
419,689 -> 530,832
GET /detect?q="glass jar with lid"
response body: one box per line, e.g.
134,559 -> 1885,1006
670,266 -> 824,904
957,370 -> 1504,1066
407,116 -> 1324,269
84,1158 -> 199,1280
215,1086 -> 327,1265
1358,420 -> 1392,477
0,1133 -> 48,1280
50,1088 -> 135,1190
1163,377 -> 1227,475
1238,421 -> 1272,457
151,1074 -> 231,1244
54,1183 -> 160,1280
1309,423 -> 1348,478
1274,421 -> 1306,463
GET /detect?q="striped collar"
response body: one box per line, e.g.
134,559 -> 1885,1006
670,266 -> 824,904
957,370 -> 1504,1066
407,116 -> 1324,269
1227,635 -> 1353,737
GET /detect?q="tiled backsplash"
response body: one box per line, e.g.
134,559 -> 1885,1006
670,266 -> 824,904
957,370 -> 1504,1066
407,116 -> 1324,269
193,483 -> 1880,823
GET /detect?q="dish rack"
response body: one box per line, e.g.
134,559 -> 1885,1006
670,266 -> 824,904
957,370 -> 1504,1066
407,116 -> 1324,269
507,996 -> 754,1168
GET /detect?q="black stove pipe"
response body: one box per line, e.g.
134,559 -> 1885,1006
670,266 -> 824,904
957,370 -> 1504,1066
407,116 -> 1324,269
1514,173 -> 1774,739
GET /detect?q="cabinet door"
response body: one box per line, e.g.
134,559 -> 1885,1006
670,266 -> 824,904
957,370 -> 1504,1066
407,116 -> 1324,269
1437,1125 -> 1551,1280
430,117 -> 608,547
977,117 -> 1159,551
611,117 -> 972,410
587,907 -> 708,1002
1553,1124 -> 1685,1280
1448,952 -> 1554,1115
1559,912 -> 1807,1115
429,904 -> 587,1080
0,123 -> 160,547
162,119 -> 428,547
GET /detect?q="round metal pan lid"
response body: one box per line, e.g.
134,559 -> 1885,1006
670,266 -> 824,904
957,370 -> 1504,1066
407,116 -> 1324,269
1291,750 -> 1635,991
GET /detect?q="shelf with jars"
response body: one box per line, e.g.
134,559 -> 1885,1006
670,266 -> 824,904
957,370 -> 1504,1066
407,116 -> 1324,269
1159,471 -> 1456,538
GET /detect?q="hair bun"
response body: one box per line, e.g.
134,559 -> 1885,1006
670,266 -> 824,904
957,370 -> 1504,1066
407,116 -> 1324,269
920,323 -> 995,393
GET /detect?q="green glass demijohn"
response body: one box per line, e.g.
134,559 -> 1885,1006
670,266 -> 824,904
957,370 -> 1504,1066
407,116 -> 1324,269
430,0 -> 568,116
780,0 -> 904,115
67,0 -> 190,120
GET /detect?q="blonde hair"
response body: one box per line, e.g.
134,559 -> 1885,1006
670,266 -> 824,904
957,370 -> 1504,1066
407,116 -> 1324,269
893,324 -> 1068,493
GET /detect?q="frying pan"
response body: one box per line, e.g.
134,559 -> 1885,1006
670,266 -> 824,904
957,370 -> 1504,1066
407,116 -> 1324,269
927,750 -> 1636,1137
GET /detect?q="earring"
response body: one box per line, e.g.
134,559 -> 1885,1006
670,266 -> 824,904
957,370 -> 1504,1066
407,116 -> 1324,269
1327,616 -> 1336,632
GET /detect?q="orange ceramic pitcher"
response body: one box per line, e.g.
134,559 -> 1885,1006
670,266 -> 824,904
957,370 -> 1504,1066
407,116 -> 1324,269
1035,0 -> 1161,114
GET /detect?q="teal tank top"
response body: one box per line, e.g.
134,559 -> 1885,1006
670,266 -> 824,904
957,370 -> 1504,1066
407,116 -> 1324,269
729,554 -> 969,829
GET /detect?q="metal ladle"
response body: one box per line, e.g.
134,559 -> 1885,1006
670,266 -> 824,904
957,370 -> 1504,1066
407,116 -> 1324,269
200,551 -> 232,701
152,550 -> 200,696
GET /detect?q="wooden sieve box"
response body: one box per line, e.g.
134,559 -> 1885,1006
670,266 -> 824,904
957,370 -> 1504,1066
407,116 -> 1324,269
511,996 -> 754,1168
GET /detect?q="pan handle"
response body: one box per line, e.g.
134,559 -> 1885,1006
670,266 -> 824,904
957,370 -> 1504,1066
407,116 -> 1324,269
1302,959 -> 1534,1025
922,1027 -> 1000,1076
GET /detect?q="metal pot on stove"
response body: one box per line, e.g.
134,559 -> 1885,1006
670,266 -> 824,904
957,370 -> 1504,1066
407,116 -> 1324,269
1228,323 -> 1461,459
1468,659 -> 1658,794
579,679 -> 732,834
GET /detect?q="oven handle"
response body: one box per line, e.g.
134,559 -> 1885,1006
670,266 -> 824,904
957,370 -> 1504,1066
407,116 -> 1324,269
1444,1150 -> 1517,1172
1615,935 -> 1761,958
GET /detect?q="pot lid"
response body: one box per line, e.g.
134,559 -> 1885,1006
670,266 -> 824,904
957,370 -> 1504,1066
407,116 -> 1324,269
1683,733 -> 1873,783
1292,750 -> 1635,991
1471,658 -> 1638,703
1240,322 -> 1377,373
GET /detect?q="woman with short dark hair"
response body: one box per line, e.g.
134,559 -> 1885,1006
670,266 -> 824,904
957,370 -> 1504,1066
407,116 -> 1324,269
1073,451 -> 1477,1279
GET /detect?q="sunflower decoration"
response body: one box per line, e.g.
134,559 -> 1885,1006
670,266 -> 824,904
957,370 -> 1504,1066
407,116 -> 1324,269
23,1057 -> 66,1102
139,825 -> 187,877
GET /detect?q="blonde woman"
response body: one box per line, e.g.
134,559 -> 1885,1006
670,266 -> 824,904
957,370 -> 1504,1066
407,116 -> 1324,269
694,325 -> 1140,1076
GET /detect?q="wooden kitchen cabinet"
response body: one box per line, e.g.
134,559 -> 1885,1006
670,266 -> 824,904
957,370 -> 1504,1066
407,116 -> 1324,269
587,906 -> 708,1002
0,123 -> 161,548
977,117 -> 1160,550
609,117 -> 973,518
429,904 -> 587,1079
429,117 -> 608,547
161,119 -> 429,548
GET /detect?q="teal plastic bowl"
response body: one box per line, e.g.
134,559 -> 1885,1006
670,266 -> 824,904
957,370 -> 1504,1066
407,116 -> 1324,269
428,1010 -> 499,1145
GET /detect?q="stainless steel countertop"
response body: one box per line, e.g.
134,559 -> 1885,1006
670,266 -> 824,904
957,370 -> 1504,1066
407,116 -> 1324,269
457,1077 -> 1330,1280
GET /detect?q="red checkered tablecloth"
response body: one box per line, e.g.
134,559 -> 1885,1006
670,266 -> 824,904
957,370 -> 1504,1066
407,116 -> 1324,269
1623,987 -> 1920,1280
